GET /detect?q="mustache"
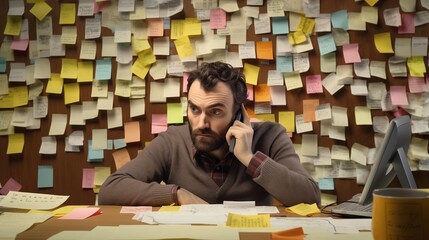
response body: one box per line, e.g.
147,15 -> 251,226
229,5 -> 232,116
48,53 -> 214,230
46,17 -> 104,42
193,128 -> 215,135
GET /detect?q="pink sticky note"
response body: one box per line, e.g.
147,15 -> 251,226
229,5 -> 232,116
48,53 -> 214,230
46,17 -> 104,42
342,43 -> 361,63
246,84 -> 254,101
305,75 -> 323,94
390,85 -> 408,106
183,72 -> 190,93
393,107 -> 408,117
11,39 -> 29,51
0,178 -> 22,195
398,13 -> 415,34
59,207 -> 102,220
408,77 -> 426,93
210,8 -> 226,29
151,114 -> 168,134
120,206 -> 152,214
82,168 -> 95,189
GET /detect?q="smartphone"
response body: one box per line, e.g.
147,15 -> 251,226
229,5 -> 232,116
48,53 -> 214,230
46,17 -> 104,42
228,110 -> 243,153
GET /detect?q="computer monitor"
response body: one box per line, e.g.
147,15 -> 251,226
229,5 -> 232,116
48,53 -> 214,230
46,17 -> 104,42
359,115 -> 417,205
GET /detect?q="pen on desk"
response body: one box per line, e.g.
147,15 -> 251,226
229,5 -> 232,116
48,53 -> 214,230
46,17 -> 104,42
170,203 -> 175,206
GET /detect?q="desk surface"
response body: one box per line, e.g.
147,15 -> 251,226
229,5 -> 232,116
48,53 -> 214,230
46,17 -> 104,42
15,206 -> 371,240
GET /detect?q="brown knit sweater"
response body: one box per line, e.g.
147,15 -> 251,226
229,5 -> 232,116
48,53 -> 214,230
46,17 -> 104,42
98,122 -> 321,206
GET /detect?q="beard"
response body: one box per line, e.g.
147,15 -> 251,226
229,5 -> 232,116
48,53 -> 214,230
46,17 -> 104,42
189,125 -> 228,153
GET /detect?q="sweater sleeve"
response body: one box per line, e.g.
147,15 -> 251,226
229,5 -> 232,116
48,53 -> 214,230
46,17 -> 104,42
98,128 -> 181,206
251,123 -> 321,207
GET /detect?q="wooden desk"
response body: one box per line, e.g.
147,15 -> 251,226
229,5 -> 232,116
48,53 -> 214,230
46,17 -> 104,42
15,206 -> 370,240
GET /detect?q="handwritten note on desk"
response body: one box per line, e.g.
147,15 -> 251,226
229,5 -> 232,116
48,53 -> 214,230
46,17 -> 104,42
0,191 -> 69,210
226,213 -> 271,228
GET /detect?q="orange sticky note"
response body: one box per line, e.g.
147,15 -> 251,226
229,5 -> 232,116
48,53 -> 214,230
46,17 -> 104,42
256,41 -> 274,60
112,148 -> 131,170
271,227 -> 305,240
303,99 -> 319,122
255,84 -> 271,102
147,18 -> 164,37
124,121 -> 140,143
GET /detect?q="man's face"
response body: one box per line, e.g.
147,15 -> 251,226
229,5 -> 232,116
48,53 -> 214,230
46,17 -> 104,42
187,80 -> 235,154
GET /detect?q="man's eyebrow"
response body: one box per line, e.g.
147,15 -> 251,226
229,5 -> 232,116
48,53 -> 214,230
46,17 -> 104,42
187,100 -> 227,109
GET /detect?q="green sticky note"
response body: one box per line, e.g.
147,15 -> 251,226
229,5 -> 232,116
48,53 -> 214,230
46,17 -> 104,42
167,103 -> 184,124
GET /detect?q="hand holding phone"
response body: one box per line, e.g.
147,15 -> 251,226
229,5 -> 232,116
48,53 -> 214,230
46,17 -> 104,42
228,111 -> 243,153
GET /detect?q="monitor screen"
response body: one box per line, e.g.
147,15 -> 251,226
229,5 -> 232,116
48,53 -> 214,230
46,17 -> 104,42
359,115 -> 417,205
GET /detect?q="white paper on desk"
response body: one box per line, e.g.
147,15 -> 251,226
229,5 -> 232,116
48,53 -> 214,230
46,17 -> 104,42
0,191 -> 69,210
133,212 -> 228,225
0,212 -> 53,239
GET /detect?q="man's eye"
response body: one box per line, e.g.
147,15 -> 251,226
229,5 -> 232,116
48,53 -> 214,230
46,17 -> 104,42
211,109 -> 222,116
190,106 -> 199,113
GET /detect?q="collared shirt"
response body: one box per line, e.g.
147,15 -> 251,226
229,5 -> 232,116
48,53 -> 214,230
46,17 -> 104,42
195,148 -> 268,187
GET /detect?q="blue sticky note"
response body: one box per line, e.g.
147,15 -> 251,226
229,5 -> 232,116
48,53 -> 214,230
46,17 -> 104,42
317,33 -> 337,56
318,178 -> 335,190
87,140 -> 104,162
0,57 -> 6,72
164,17 -> 170,29
107,139 -> 113,150
331,10 -> 348,30
276,56 -> 293,73
38,165 -> 54,188
95,58 -> 112,81
272,16 -> 289,35
113,138 -> 127,149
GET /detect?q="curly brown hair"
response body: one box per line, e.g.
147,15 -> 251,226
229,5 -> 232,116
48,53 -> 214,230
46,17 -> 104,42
187,62 -> 248,110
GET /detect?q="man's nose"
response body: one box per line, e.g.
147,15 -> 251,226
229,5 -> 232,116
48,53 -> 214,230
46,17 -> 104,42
196,113 -> 209,129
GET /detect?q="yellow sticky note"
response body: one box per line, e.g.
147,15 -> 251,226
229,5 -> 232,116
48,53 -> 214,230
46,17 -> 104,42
279,111 -> 295,133
286,203 -> 320,216
171,19 -> 185,39
355,106 -> 372,125
184,18 -> 201,36
94,167 -> 111,187
53,205 -> 89,216
7,133 -> 25,154
167,103 -> 184,124
254,114 -> 276,123
407,56 -> 426,77
64,82 -> 80,104
46,73 -> 64,94
132,59 -> 150,79
59,3 -> 76,25
132,38 -> 151,54
291,31 -> 307,45
61,58 -> 78,79
174,36 -> 195,60
137,48 -> 156,66
4,16 -> 22,36
158,206 -> 181,212
226,213 -> 271,228
77,61 -> 93,82
302,18 -> 315,35
30,0 -> 52,21
243,63 -> 260,85
374,32 -> 394,53
0,86 -> 29,109
365,0 -> 379,7
255,84 -> 271,102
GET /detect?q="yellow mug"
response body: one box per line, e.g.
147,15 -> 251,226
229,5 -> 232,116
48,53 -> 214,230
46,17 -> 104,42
372,188 -> 429,240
